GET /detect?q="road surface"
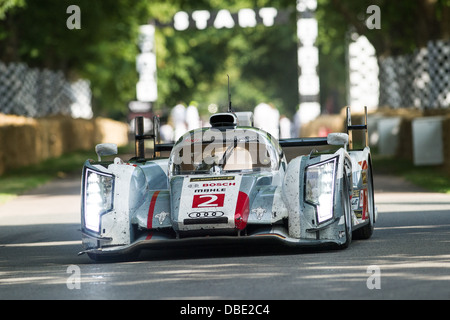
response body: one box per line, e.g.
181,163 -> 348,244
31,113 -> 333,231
0,173 -> 449,303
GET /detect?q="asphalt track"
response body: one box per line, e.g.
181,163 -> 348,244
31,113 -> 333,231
0,173 -> 449,303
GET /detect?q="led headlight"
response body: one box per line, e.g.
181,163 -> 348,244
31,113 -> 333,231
83,168 -> 114,233
305,157 -> 337,224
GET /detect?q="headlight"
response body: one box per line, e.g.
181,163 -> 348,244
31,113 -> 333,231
305,157 -> 337,224
83,168 -> 114,233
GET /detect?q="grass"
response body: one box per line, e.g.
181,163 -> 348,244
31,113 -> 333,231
0,144 -> 137,204
372,154 -> 450,194
0,150 -> 97,204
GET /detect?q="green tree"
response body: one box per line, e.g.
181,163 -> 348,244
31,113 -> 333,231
3,0 -> 446,120
0,0 -> 25,19
151,0 -> 298,116
0,0 -> 151,118
324,0 -> 449,56
313,0 -> 450,113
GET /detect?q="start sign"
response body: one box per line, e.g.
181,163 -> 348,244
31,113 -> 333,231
167,8 -> 290,31
138,1 -> 322,125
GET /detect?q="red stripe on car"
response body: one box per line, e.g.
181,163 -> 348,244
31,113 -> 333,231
235,191 -> 250,230
147,191 -> 160,229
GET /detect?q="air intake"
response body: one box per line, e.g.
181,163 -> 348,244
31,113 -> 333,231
209,113 -> 237,128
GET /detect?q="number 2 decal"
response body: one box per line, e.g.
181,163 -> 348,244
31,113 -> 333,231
192,194 -> 225,208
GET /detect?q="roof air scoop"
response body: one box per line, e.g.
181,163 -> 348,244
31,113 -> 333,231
209,75 -> 240,128
210,113 -> 238,128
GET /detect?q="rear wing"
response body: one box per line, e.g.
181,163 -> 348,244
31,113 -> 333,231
134,106 -> 369,159
279,106 -> 368,150
346,106 -> 368,150
279,137 -> 328,148
134,116 -> 173,160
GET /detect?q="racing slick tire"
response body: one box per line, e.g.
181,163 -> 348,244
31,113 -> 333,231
340,171 -> 352,249
352,160 -> 375,240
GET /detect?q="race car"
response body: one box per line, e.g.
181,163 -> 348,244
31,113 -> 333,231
79,107 -> 376,261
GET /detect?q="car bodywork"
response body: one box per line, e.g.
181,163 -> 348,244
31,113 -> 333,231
79,107 -> 376,261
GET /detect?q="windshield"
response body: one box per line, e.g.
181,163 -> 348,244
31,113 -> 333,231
168,128 -> 280,176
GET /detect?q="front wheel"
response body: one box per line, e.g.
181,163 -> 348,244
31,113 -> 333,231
353,160 -> 375,240
340,173 -> 352,249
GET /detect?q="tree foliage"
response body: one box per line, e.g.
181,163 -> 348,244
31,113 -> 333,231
322,0 -> 449,56
149,0 -> 298,117
0,0 -> 152,118
0,0 -> 448,119
0,0 -> 299,118
0,0 -> 24,19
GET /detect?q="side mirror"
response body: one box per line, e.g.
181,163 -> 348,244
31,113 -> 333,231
95,143 -> 118,161
327,133 -> 349,149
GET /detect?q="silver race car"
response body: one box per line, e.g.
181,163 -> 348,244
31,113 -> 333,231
79,107 -> 376,261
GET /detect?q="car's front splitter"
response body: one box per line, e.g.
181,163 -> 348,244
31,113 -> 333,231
78,232 -> 343,260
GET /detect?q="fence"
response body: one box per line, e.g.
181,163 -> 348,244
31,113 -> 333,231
378,39 -> 450,109
0,61 -> 93,119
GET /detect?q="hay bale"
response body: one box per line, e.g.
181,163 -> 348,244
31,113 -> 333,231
0,113 -> 129,176
94,117 -> 129,147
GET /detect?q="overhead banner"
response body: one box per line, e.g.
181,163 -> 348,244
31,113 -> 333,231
139,2 -> 322,127
155,7 -> 292,31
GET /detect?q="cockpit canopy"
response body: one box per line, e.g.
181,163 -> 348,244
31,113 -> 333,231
168,127 -> 282,177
